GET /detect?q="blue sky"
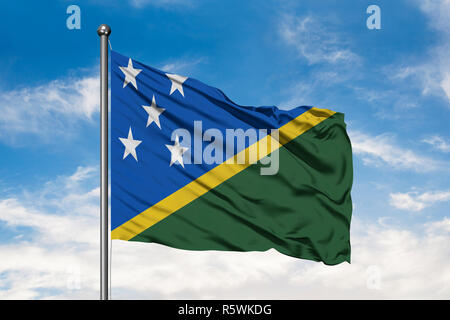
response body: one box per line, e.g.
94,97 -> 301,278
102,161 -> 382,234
0,0 -> 449,299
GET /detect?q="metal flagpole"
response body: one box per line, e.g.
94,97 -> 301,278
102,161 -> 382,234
97,24 -> 111,301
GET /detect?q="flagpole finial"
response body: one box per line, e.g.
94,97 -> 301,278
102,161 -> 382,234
97,24 -> 111,36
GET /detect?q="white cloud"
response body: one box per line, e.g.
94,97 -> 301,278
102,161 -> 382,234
349,130 -> 440,172
419,191 -> 450,203
390,190 -> 450,211
387,0 -> 450,104
426,217 -> 450,234
0,166 -> 99,245
159,57 -> 206,74
0,72 -> 99,144
279,1 -> 450,114
441,73 -> 450,100
0,167 -> 450,299
68,166 -> 97,183
386,61 -> 450,104
417,0 -> 450,34
286,220 -> 450,298
278,70 -> 352,109
389,193 -> 426,212
423,135 -> 450,153
280,15 -> 359,65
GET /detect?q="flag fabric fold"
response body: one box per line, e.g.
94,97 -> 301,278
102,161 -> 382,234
111,50 -> 353,265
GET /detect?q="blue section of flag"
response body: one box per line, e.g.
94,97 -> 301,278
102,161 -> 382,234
111,50 -> 311,230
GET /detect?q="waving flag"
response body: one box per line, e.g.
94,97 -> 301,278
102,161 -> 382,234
110,50 -> 353,265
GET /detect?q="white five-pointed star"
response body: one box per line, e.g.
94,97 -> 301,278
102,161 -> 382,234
119,58 -> 142,90
166,73 -> 188,97
165,135 -> 189,168
119,127 -> 142,161
142,95 -> 165,129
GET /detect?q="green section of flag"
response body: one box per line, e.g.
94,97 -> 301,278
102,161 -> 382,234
131,113 -> 353,265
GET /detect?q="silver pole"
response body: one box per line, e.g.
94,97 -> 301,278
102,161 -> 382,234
97,24 -> 111,301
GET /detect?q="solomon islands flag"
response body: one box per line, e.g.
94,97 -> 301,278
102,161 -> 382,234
111,50 -> 353,265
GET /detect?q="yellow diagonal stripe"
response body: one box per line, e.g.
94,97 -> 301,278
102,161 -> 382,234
111,107 -> 335,240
